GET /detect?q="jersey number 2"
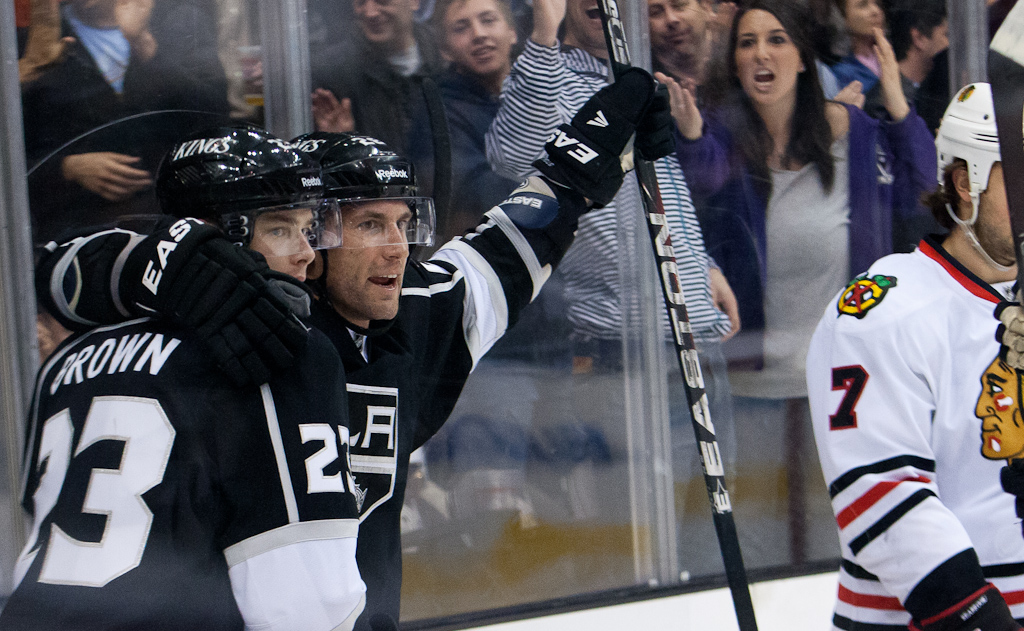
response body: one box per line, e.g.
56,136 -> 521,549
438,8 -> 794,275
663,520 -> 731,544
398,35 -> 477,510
830,365 -> 868,430
27,397 -> 175,587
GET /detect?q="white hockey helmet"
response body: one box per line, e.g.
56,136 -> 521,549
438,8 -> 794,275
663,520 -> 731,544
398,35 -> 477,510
936,83 -> 1002,197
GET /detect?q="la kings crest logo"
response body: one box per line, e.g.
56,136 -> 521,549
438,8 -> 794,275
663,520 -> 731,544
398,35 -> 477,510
347,383 -> 398,519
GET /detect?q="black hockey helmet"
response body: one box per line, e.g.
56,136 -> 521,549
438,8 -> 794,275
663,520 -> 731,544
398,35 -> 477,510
157,126 -> 339,254
291,132 -> 434,247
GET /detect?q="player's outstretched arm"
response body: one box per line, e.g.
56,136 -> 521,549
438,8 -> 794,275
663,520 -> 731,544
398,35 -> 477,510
37,219 -> 310,386
423,69 -> 666,375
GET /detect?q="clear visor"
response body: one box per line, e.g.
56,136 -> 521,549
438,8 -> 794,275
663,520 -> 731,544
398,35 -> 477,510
247,199 -> 343,258
320,197 -> 436,249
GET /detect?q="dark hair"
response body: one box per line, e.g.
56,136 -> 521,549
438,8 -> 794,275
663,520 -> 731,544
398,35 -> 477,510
887,0 -> 946,61
705,0 -> 835,201
923,159 -> 961,232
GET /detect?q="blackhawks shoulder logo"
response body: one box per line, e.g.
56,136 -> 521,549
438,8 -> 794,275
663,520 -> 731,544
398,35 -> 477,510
837,274 -> 897,319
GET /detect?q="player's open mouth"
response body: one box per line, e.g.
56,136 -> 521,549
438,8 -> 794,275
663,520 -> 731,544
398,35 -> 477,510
370,275 -> 399,288
990,436 -> 1002,452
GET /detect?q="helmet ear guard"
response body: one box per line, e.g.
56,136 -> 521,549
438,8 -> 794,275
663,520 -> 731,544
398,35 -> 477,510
936,83 -> 1002,208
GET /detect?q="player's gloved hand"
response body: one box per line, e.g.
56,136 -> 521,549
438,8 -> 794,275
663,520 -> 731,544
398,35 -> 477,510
635,81 -> 674,161
1001,459 -> 1024,527
533,67 -> 657,208
120,217 -> 310,386
996,292 -> 1024,370
910,584 -> 1021,631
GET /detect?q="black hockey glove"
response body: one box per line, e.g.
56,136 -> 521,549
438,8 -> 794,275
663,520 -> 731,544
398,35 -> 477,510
996,294 -> 1024,370
635,82 -> 674,161
533,67 -> 657,208
1001,459 -> 1024,527
120,218 -> 310,386
910,584 -> 1021,631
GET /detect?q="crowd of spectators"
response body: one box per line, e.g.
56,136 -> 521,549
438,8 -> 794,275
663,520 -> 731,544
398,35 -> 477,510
12,0 -> 1005,612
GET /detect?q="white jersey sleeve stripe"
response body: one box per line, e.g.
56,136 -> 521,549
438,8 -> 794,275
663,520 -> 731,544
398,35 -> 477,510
434,240 -> 508,367
261,384 -> 299,523
223,518 -> 360,567
483,207 -> 550,301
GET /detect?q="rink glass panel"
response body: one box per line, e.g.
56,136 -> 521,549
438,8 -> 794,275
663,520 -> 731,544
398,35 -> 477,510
0,0 -> 842,622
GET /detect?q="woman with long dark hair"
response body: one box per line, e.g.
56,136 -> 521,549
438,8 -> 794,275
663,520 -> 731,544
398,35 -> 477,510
667,0 -> 935,564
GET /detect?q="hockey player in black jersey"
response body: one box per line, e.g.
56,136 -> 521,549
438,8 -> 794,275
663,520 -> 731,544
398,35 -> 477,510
1,127 -> 366,630
31,69 -> 674,630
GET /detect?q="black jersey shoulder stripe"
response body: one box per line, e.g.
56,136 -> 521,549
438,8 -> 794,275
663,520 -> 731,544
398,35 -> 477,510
833,613 -> 908,631
830,456 -> 937,498
849,489 -> 936,555
260,383 -> 299,523
842,559 -> 882,581
984,561 -> 1024,579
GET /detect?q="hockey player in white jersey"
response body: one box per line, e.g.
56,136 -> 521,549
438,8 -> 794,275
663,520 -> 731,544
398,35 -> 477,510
807,83 -> 1024,631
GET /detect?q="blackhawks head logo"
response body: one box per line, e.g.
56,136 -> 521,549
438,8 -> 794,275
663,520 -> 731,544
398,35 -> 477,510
837,274 -> 897,319
977,356 -> 1024,463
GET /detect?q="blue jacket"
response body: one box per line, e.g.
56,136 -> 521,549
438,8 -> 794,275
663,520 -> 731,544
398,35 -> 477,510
830,54 -> 880,94
674,103 -> 936,364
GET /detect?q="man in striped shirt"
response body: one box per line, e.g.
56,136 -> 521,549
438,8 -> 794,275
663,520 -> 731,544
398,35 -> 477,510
484,0 -> 740,532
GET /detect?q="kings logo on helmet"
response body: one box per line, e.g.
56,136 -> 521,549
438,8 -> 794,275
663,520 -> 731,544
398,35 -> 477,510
172,136 -> 233,161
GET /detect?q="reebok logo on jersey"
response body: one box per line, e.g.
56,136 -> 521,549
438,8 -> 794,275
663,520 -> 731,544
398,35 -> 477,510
837,274 -> 897,319
552,131 -> 599,164
586,110 -> 609,128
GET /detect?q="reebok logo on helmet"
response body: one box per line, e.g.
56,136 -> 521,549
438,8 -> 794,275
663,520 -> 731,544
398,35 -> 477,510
301,176 -> 323,188
376,167 -> 409,181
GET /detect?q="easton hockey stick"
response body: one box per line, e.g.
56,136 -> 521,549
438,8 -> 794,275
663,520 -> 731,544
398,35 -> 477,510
990,1 -> 1024,288
594,2 -> 758,629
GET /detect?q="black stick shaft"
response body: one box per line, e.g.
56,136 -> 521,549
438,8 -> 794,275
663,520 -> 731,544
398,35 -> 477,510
594,2 -> 758,629
990,2 -> 1024,286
